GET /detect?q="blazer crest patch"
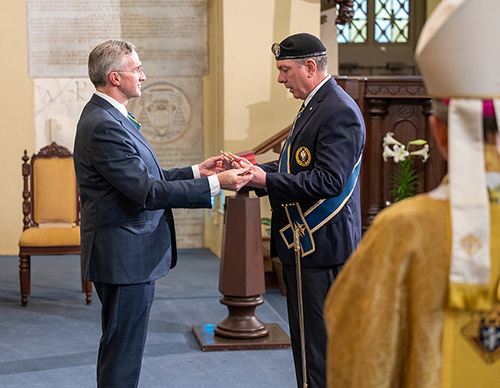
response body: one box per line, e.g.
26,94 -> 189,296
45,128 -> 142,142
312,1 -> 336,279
295,146 -> 312,167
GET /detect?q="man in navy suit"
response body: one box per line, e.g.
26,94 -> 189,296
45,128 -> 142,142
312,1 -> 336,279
228,33 -> 365,387
74,40 -> 252,388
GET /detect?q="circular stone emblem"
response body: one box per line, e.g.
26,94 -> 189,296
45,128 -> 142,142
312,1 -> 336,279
132,83 -> 191,143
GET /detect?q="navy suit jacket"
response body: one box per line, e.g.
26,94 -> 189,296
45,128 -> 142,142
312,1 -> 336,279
74,94 -> 212,284
260,77 -> 366,267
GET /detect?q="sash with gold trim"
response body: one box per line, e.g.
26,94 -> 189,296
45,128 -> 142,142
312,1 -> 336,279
279,155 -> 362,257
278,105 -> 305,174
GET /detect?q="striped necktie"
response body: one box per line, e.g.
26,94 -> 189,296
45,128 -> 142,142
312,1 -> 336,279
278,104 -> 305,173
127,112 -> 141,131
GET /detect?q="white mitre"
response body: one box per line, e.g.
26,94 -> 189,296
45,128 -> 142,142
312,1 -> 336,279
415,0 -> 500,310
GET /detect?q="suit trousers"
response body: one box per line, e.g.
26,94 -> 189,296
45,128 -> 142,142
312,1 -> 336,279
282,263 -> 343,388
94,280 -> 156,388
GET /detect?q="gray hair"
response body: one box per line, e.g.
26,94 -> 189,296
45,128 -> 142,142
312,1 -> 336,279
294,54 -> 328,73
431,98 -> 448,126
88,40 -> 136,88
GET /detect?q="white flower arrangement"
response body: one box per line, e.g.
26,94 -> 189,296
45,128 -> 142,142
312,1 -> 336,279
382,132 -> 430,202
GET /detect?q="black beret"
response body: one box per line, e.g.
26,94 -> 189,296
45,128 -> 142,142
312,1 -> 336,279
271,33 -> 326,60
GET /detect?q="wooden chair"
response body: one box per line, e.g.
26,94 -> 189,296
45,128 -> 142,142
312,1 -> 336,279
18,142 -> 92,306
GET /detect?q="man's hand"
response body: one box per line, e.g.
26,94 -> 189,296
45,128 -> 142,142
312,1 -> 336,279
217,168 -> 254,191
221,153 -> 253,170
221,153 -> 267,189
247,165 -> 267,189
198,155 -> 226,177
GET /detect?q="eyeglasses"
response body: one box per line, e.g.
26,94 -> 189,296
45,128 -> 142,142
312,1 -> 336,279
113,66 -> 145,75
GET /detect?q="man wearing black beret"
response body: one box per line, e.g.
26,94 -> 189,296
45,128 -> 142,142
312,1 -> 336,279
228,33 -> 366,387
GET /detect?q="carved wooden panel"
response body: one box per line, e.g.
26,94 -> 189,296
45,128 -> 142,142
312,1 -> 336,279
336,76 -> 447,230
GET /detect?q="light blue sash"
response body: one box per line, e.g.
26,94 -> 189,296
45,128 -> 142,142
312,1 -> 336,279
279,155 -> 362,257
278,105 -> 305,173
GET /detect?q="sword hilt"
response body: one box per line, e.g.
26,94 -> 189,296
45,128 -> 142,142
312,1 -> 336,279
293,222 -> 305,252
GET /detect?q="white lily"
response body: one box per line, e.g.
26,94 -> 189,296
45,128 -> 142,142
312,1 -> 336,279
382,132 -> 430,202
410,144 -> 430,162
383,132 -> 402,148
393,144 -> 409,163
382,145 -> 395,161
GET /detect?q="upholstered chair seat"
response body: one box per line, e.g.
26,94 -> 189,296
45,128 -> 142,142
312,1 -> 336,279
18,142 -> 92,306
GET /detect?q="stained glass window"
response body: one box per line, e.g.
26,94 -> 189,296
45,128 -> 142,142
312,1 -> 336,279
375,0 -> 409,43
337,0 -> 410,44
337,0 -> 368,44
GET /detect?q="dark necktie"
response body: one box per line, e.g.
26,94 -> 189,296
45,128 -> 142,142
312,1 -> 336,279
127,112 -> 141,131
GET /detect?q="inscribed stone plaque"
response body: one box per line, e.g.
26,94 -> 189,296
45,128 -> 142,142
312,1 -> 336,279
120,0 -> 208,77
27,0 -> 207,78
26,0 -> 122,78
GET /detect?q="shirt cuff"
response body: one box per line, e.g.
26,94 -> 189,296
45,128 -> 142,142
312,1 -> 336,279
192,165 -> 220,196
207,174 -> 221,197
191,164 -> 201,178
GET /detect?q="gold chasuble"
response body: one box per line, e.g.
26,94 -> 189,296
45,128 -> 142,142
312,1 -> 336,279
324,146 -> 500,388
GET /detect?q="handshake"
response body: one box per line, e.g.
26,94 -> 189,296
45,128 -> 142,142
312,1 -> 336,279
197,151 -> 267,192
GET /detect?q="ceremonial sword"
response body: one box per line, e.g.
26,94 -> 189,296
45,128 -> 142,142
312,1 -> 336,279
293,222 -> 308,388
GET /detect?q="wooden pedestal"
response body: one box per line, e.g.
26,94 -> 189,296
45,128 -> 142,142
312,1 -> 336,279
192,190 -> 290,350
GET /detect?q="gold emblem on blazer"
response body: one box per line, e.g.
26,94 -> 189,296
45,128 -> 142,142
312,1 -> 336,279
295,146 -> 312,167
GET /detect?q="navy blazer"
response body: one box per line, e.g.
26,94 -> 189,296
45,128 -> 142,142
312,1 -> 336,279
261,77 -> 366,267
74,94 -> 212,284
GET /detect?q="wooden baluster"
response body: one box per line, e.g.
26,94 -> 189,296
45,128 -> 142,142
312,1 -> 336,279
365,98 -> 390,229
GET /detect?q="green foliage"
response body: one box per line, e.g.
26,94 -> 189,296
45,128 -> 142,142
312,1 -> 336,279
383,132 -> 429,204
408,139 -> 427,146
261,217 -> 272,236
390,157 -> 419,202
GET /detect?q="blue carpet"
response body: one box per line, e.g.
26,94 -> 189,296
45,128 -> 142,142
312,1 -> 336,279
0,249 -> 295,387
